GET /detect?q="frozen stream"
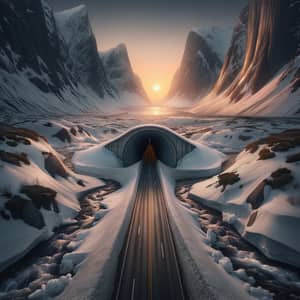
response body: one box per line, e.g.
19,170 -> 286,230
176,178 -> 300,300
0,181 -> 120,300
1,113 -> 300,299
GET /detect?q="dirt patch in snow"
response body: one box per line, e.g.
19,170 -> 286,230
0,151 -> 30,166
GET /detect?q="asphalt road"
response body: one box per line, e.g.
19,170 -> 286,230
114,161 -> 186,300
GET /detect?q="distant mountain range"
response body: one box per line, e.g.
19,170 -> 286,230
169,0 -> 300,117
0,1 -> 147,115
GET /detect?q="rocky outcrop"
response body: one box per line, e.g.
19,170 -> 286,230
55,5 -> 113,98
226,0 -> 300,102
0,0 -> 75,98
0,1 -> 144,114
192,0 -> 300,117
100,44 -> 148,100
168,27 -> 231,102
213,7 -> 249,95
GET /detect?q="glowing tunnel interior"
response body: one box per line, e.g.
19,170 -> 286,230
105,126 -> 196,168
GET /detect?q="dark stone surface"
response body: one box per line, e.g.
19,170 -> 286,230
52,128 -> 71,143
214,6 -> 249,95
286,152 -> 300,163
44,153 -> 69,179
268,168 -> 294,189
246,180 -> 267,209
22,201 -> 45,229
55,6 -> 113,98
226,0 -> 300,102
101,44 -> 148,100
5,196 -> 25,219
20,185 -> 59,213
0,151 -> 30,167
5,195 -> 45,229
0,0 -> 74,97
168,31 -> 223,100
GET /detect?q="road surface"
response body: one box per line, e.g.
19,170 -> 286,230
114,158 -> 186,300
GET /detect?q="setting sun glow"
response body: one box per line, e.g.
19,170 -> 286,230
152,84 -> 161,93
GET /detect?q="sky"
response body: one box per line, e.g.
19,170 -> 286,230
49,0 -> 247,102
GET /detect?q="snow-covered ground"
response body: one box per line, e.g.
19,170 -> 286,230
1,112 -> 300,300
190,129 -> 300,268
0,125 -> 103,272
192,56 -> 300,117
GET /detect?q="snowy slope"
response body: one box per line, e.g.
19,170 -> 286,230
190,129 -> 300,267
0,125 -> 103,272
193,1 -> 300,117
167,27 -> 232,107
0,1 -> 142,116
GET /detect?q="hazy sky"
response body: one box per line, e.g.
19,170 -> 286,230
49,0 -> 247,101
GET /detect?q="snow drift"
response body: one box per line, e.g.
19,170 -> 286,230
0,125 -> 103,272
190,129 -> 300,267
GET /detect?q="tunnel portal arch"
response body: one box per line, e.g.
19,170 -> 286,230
105,125 -> 196,168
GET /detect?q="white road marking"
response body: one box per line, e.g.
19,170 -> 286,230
138,224 -> 141,236
161,242 -> 165,259
131,278 -> 136,300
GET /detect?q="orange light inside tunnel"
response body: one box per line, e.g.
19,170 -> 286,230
143,142 -> 157,164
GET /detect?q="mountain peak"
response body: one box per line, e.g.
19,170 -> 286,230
56,5 -> 87,19
190,26 -> 232,61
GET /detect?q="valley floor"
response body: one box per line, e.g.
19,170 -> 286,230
0,109 -> 300,300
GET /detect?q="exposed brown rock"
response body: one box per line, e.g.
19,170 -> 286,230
53,128 -> 71,143
258,148 -> 276,160
246,129 -> 300,153
20,185 -> 59,213
5,195 -> 45,229
247,211 -> 258,227
267,168 -> 294,189
70,127 -> 77,136
44,152 -> 69,178
217,172 -> 240,192
0,125 -> 47,143
286,152 -> 300,163
246,180 -> 267,209
0,151 -> 30,166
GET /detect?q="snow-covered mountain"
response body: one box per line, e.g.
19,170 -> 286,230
0,1 -> 146,116
55,5 -> 114,98
0,0 -> 79,114
193,0 -> 300,117
100,44 -> 149,105
167,27 -> 231,107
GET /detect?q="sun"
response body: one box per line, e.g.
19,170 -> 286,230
152,83 -> 161,93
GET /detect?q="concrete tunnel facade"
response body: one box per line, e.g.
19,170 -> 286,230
105,125 -> 196,168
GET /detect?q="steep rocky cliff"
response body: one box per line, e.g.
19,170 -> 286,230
193,0 -> 300,116
55,5 -> 114,98
100,44 -> 148,102
167,27 -> 231,105
227,0 -> 300,102
0,0 -> 76,113
213,7 -> 248,95
0,1 -> 145,115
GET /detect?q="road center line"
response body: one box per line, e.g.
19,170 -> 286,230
131,278 -> 136,300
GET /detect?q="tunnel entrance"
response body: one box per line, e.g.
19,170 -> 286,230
142,142 -> 157,164
105,125 -> 196,168
122,130 -> 178,167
